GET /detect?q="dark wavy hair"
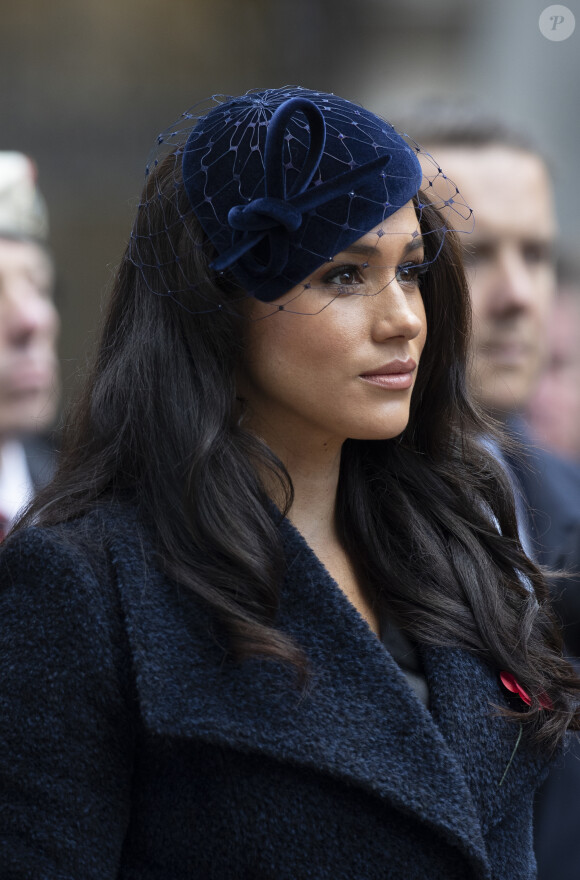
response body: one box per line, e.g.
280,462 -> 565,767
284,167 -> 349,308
19,151 -> 580,750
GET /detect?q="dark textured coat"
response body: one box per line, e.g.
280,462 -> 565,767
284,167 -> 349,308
0,504 -> 548,879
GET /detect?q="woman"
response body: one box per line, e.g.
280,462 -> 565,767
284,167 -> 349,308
0,87 -> 578,879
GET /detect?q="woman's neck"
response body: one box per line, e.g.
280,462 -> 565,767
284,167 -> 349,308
284,447 -> 342,546
254,426 -> 343,544
257,434 -> 381,637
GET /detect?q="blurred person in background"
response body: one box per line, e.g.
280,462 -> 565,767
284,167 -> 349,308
526,261 -> 580,463
404,105 -> 580,880
0,152 -> 60,538
403,104 -> 580,649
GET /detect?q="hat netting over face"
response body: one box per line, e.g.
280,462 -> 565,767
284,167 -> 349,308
129,87 -> 473,316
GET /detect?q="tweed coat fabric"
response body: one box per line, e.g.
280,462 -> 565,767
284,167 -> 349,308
0,503 -> 549,879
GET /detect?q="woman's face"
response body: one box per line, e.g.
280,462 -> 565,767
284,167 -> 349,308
236,202 -> 428,455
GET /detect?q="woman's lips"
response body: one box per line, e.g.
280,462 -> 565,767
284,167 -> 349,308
359,359 -> 416,390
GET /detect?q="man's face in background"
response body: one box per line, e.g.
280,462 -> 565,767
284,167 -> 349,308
0,237 -> 59,439
526,289 -> 580,460
426,145 -> 556,417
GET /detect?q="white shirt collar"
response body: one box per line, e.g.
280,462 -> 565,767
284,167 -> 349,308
0,440 -> 34,524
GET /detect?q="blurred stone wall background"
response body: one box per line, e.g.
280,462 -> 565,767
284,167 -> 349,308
0,0 -> 577,407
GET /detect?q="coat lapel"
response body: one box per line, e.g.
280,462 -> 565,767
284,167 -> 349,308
110,515 -> 546,877
422,645 -> 549,836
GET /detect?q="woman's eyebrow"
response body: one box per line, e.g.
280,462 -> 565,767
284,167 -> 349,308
335,243 -> 379,259
403,235 -> 425,256
331,233 -> 425,263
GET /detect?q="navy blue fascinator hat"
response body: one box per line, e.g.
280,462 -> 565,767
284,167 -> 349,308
130,86 -> 472,310
182,87 -> 422,302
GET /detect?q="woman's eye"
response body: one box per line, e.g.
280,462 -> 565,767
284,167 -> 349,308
322,264 -> 362,287
396,261 -> 428,286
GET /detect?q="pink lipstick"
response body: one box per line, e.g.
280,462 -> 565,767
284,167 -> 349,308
359,358 -> 416,390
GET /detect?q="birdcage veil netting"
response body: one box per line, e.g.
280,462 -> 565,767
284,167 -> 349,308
128,87 -> 473,317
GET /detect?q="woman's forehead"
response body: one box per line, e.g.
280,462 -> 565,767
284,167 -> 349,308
335,205 -> 423,259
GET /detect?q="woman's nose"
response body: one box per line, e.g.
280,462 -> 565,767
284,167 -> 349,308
370,277 -> 425,342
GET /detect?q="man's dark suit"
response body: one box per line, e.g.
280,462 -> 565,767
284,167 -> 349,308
505,420 -> 580,655
505,419 -> 580,880
23,435 -> 57,493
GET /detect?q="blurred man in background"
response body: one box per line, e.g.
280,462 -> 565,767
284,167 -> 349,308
0,152 -> 60,537
406,107 -> 580,880
407,110 -> 580,642
526,263 -> 580,463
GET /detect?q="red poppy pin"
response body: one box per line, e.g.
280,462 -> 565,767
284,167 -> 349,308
499,670 -> 553,710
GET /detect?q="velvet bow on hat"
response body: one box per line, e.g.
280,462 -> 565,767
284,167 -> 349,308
182,87 -> 423,302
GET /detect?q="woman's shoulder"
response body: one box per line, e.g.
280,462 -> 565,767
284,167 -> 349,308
0,502 -> 144,712
3,498 -> 143,560
0,500 -> 152,614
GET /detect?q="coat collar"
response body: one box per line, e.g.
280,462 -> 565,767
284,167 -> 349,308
110,511 -> 548,878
